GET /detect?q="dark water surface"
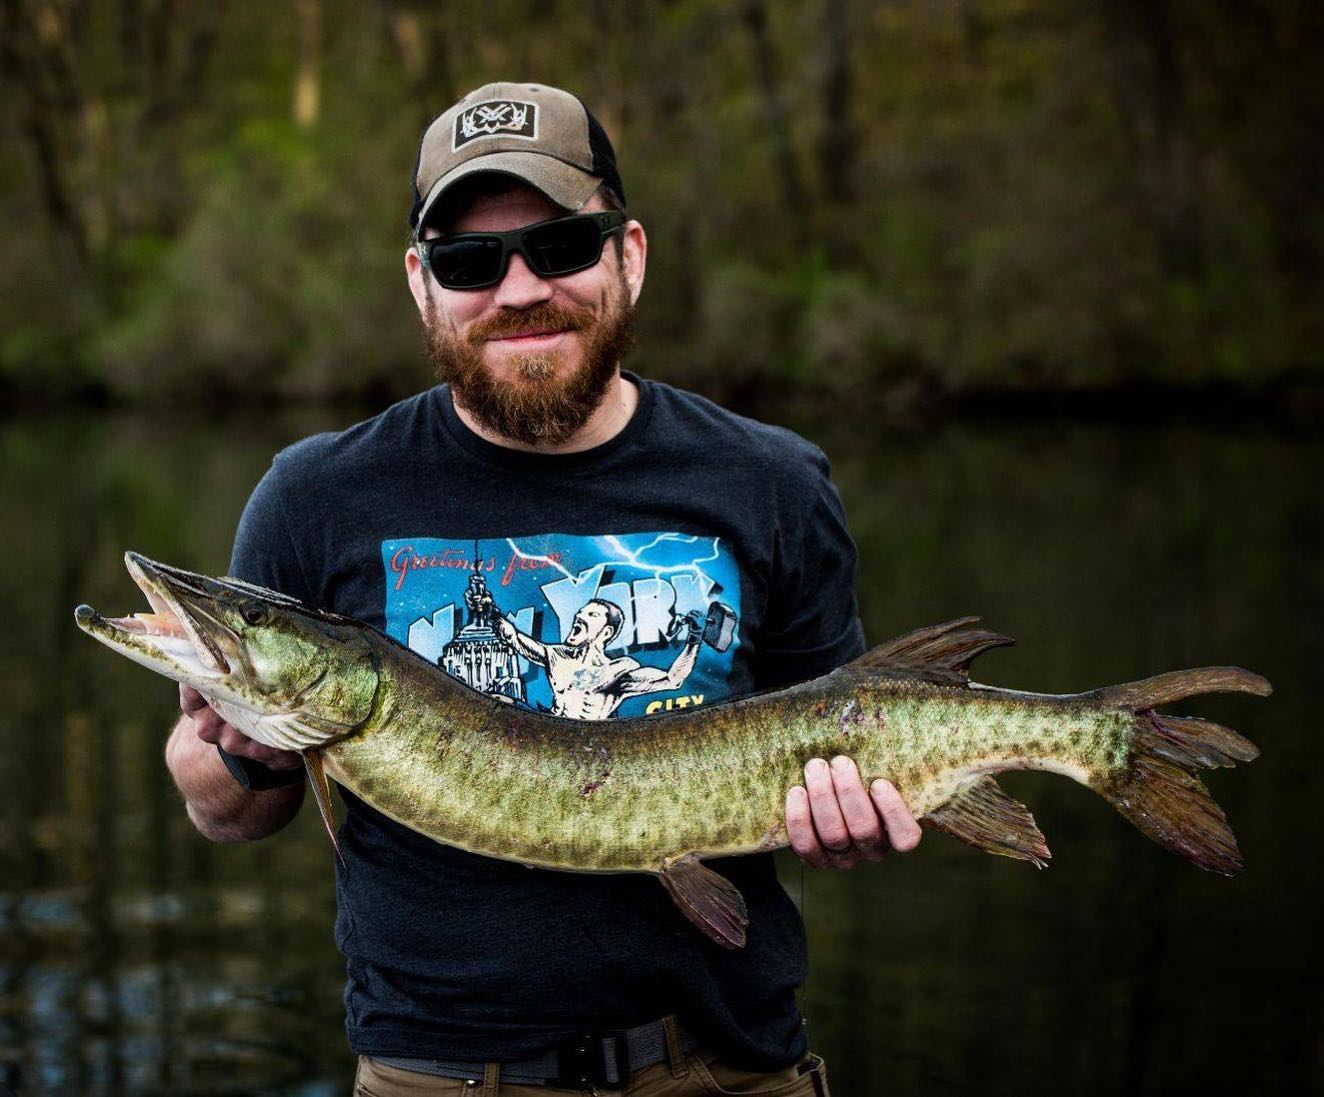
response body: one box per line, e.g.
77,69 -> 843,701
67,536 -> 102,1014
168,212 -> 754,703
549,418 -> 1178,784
2,406 -> 1318,1096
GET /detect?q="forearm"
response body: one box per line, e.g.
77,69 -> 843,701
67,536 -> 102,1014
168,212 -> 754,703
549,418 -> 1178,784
495,618 -> 546,665
165,715 -> 304,842
661,642 -> 701,688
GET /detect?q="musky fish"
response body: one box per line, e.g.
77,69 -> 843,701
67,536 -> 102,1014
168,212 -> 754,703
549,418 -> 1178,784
76,553 -> 1269,948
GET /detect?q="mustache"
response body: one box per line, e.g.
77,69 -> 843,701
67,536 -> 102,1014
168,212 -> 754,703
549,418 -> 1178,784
464,302 -> 591,345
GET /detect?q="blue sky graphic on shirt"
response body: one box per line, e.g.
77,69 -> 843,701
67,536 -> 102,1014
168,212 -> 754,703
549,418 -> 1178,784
380,532 -> 741,720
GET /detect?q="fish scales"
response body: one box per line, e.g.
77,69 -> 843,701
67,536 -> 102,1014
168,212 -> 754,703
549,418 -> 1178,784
76,554 -> 1270,949
325,671 -> 1134,872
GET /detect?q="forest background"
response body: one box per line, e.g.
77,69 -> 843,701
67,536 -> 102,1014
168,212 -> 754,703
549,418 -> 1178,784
3,6 -> 1322,1093
2,0 -> 1321,414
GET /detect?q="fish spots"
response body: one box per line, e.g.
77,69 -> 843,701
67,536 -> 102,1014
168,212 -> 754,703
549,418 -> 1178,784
578,741 -> 613,798
1108,740 -> 1129,771
839,699 -> 867,737
756,817 -> 787,852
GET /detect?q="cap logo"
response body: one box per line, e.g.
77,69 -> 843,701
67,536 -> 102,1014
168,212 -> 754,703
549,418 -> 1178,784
453,100 -> 538,150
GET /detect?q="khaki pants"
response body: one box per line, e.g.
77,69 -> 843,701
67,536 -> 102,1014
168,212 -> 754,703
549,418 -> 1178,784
352,1049 -> 830,1096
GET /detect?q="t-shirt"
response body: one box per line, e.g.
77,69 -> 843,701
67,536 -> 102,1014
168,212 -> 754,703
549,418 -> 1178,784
229,372 -> 865,1070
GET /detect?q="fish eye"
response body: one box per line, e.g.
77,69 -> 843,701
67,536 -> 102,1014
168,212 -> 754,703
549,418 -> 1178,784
241,602 -> 269,627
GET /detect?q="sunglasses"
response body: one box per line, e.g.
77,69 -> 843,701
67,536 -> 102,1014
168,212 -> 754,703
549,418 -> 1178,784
416,210 -> 627,290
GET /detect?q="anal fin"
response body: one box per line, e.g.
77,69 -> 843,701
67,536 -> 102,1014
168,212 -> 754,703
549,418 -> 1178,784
926,776 -> 1051,868
659,854 -> 749,949
303,749 -> 343,865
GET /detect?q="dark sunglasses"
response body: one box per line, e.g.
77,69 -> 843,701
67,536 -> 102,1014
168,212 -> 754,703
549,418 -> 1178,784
416,210 -> 627,290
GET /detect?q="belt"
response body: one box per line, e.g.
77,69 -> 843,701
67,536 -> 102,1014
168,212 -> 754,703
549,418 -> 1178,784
375,1017 -> 697,1088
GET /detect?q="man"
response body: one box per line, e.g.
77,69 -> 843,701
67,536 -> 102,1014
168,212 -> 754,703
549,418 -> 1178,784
483,592 -> 705,719
166,82 -> 921,1095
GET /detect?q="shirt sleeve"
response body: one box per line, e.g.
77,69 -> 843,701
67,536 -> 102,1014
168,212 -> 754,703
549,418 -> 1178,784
753,445 -> 866,690
228,454 -> 316,604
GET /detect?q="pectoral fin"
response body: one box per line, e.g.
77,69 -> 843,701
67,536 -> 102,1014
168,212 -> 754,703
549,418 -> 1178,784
303,749 -> 344,865
659,854 -> 749,949
926,776 -> 1051,868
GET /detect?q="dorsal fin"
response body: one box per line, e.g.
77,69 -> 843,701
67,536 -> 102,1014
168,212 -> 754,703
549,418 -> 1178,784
843,617 -> 1013,685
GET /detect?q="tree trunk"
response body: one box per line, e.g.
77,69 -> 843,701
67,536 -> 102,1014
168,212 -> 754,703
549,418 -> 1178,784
741,0 -> 809,235
1099,0 -> 1200,278
819,0 -> 853,206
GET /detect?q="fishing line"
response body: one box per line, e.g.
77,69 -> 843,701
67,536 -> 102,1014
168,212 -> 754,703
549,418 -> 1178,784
798,857 -> 811,1029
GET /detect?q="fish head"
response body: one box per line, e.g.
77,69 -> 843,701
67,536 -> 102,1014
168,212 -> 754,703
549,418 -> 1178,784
75,552 -> 380,752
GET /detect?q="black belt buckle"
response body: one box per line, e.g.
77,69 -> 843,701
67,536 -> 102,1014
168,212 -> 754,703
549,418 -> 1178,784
551,1031 -> 630,1090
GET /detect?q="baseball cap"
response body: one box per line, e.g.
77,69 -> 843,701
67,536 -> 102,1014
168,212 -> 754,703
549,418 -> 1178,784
409,81 -> 627,233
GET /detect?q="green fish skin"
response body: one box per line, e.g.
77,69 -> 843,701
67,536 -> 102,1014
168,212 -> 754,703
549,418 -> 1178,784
75,553 -> 1270,949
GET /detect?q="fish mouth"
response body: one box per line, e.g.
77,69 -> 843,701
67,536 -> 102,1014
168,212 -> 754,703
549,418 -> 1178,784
75,552 -> 235,680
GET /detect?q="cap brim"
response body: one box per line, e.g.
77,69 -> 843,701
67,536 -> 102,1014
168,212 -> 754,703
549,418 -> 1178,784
416,151 -> 602,231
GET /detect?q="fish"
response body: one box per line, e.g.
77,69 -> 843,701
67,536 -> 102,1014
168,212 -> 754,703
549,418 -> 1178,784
75,552 -> 1270,949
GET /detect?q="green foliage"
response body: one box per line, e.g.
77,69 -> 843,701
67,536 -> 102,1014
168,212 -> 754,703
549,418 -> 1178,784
1,0 -> 1320,405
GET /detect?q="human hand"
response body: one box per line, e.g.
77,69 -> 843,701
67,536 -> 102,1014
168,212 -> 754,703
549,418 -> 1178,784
179,684 -> 303,771
785,756 -> 922,869
666,609 -> 706,646
681,609 -> 706,646
490,608 -> 514,641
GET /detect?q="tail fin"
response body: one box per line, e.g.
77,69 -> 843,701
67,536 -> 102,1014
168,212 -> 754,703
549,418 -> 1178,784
1097,667 -> 1269,876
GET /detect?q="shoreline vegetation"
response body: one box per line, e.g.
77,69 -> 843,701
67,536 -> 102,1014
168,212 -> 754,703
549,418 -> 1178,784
3,2 -> 1320,411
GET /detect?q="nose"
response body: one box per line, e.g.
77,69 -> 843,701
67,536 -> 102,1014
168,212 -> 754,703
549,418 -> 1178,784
492,250 -> 554,310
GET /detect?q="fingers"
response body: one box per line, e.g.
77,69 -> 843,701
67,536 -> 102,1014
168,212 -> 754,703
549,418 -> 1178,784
213,724 -> 304,771
206,721 -> 303,770
804,758 -> 851,852
181,685 -> 225,739
787,758 -> 863,869
830,757 -> 887,862
786,785 -> 832,869
787,758 -> 923,870
179,684 -> 302,771
870,779 -> 923,852
179,683 -> 209,716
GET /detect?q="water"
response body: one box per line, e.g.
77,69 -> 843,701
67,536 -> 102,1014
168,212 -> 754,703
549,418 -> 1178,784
2,405 -> 1319,1096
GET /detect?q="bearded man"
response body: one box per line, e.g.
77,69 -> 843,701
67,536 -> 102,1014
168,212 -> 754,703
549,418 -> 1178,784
166,82 -> 921,1097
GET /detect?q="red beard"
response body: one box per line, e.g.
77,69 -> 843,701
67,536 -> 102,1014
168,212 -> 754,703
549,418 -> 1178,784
424,284 -> 636,447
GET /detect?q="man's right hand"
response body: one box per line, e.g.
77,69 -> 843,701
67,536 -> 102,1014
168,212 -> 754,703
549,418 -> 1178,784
166,687 -> 306,843
179,684 -> 303,771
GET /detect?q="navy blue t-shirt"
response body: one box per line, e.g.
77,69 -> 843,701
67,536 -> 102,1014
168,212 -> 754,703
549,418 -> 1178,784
229,374 -> 865,1069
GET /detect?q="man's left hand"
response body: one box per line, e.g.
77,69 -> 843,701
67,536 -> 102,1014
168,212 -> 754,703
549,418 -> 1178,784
786,756 -> 922,869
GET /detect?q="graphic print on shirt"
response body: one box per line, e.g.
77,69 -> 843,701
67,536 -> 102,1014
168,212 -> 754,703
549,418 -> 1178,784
381,532 -> 741,720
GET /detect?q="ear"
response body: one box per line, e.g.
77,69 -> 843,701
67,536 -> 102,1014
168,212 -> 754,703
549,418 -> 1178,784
621,220 -> 647,305
405,245 -> 431,317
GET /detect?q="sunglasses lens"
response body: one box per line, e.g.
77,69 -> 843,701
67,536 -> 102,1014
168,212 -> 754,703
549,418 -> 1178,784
429,237 -> 504,288
523,217 -> 604,276
426,215 -> 616,289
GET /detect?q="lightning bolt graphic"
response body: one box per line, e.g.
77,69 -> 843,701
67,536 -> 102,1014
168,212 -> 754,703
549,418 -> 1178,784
504,533 -> 721,585
601,533 -> 722,582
